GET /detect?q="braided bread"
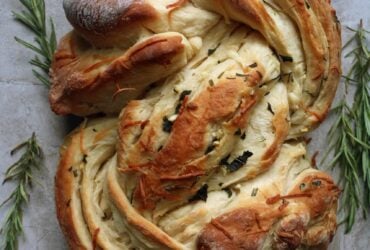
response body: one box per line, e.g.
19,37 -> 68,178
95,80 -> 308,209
52,0 -> 342,249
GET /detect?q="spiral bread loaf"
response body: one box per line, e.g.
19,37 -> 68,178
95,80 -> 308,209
52,0 -> 342,249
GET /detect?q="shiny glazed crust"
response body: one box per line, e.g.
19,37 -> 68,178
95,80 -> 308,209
53,0 -> 342,249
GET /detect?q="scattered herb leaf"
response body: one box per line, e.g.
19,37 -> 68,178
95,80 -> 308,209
234,129 -> 242,136
219,154 -> 230,166
162,116 -> 174,133
267,102 -> 275,115
279,55 -> 293,63
262,0 -> 282,12
205,144 -> 216,155
236,73 -> 249,82
175,90 -> 192,113
208,43 -> 220,56
209,79 -> 215,86
240,132 -> 246,140
251,188 -> 259,197
221,151 -> 253,172
189,184 -> 208,202
305,0 -> 311,9
249,63 -> 258,68
179,90 -> 192,101
82,154 -> 88,164
312,180 -> 322,187
72,169 -> 79,178
217,72 -> 225,79
222,188 -> 232,198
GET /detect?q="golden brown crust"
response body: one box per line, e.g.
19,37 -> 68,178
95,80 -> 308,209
55,118 -> 122,250
197,206 -> 278,250
55,126 -> 88,250
49,32 -> 192,116
107,164 -> 184,250
304,0 -> 342,122
269,172 -> 340,249
278,0 -> 327,89
197,171 -> 340,250
192,0 -> 291,59
273,0 -> 342,135
285,173 -> 340,219
251,106 -> 290,178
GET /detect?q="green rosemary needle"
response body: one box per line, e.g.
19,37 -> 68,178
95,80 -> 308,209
323,21 -> 370,233
13,0 -> 57,87
0,133 -> 43,250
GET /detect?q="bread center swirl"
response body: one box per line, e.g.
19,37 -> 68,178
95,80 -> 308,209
114,22 -> 281,213
122,74 -> 261,210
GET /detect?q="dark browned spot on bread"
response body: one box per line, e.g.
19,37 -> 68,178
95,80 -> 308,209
64,0 -> 157,34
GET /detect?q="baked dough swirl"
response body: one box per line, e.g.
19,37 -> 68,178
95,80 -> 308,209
53,0 -> 342,249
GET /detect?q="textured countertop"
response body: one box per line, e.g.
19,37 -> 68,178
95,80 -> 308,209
0,0 -> 369,249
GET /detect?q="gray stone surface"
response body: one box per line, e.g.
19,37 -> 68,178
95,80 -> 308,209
0,0 -> 369,249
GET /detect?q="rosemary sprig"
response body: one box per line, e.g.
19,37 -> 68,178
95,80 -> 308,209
13,0 -> 57,87
323,21 -> 370,233
347,21 -> 370,209
0,133 -> 43,250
